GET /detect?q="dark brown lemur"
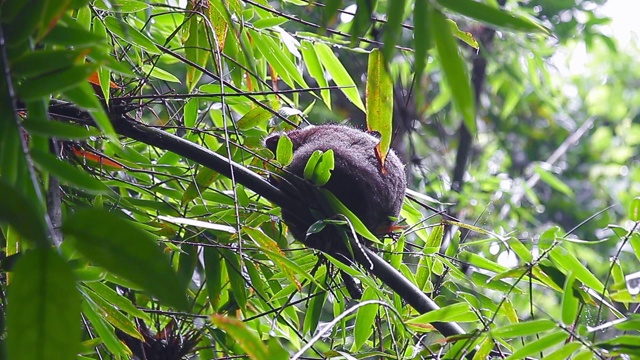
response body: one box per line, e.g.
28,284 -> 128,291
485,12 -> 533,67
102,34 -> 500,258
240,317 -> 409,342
265,124 -> 407,256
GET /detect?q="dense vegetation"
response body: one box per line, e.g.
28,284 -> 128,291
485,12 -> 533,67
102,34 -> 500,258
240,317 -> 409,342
1,0 -> 639,359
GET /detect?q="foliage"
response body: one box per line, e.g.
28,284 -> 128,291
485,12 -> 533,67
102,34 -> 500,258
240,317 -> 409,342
0,0 -> 639,359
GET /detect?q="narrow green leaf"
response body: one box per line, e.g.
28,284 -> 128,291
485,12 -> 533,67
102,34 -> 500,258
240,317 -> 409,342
37,0 -> 73,40
413,0 -> 430,84
7,249 -> 81,360
104,16 -> 160,54
251,30 -> 308,89
545,341 -> 581,360
303,287 -> 327,335
276,134 -> 294,166
434,0 -> 551,35
429,9 -> 476,134
320,188 -> 381,244
81,300 -> 131,357
17,64 -> 96,100
43,23 -> 105,46
534,165 -> 574,197
406,302 -> 477,324
86,281 -> 151,322
178,243 -> 199,284
352,288 -> 378,351
22,118 -> 100,140
491,319 -> 556,338
505,331 -> 569,360
366,48 -> 393,167
210,314 -> 270,359
94,0 -> 150,13
549,246 -> 605,293
10,49 -> 86,78
141,64 -> 181,83
31,148 -> 110,193
0,179 -> 48,247
312,149 -> 335,186
219,248 -> 247,310
204,247 -> 223,311
315,42 -> 365,111
83,287 -> 143,340
62,208 -> 189,310
561,271 -> 578,325
300,40 -> 330,109
181,167 -> 219,205
629,196 -> 640,221
303,150 -> 323,181
236,106 -> 272,130
382,0 -> 407,61
184,98 -> 198,128
349,0 -> 376,45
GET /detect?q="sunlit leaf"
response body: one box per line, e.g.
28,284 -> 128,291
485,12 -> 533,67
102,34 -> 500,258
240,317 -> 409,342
434,0 -> 551,35
315,42 -> 365,111
366,48 -> 393,169
352,288 -> 378,351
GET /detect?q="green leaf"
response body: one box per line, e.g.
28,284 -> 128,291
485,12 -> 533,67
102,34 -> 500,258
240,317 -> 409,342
104,16 -> 160,54
534,165 -> 574,197
220,248 -> 247,311
181,167 -> 220,205
43,23 -> 105,46
236,106 -> 272,130
382,0 -> 407,61
490,319 -> 556,338
251,30 -> 308,89
561,271 -> 578,325
366,48 -> 393,167
629,196 -> 640,221
94,0 -> 150,13
10,49 -> 87,78
62,208 -> 189,310
141,64 -> 181,83
22,118 -> 101,140
30,148 -> 110,193
315,42 -> 365,111
549,246 -> 605,293
203,247 -> 223,311
320,188 -> 381,243
85,281 -> 151,322
0,179 -> 48,247
276,134 -> 294,166
83,287 -> 143,340
7,249 -> 81,360
210,314 -> 270,359
406,302 -> 477,325
303,285 -> 327,335
505,331 -> 569,360
81,300 -> 131,357
413,0 -> 431,84
16,64 -> 96,100
352,288 -> 378,351
434,0 -> 551,35
300,40 -> 330,108
545,342 -> 582,360
429,9 -> 476,134
349,0 -> 376,46
303,150 -> 323,181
